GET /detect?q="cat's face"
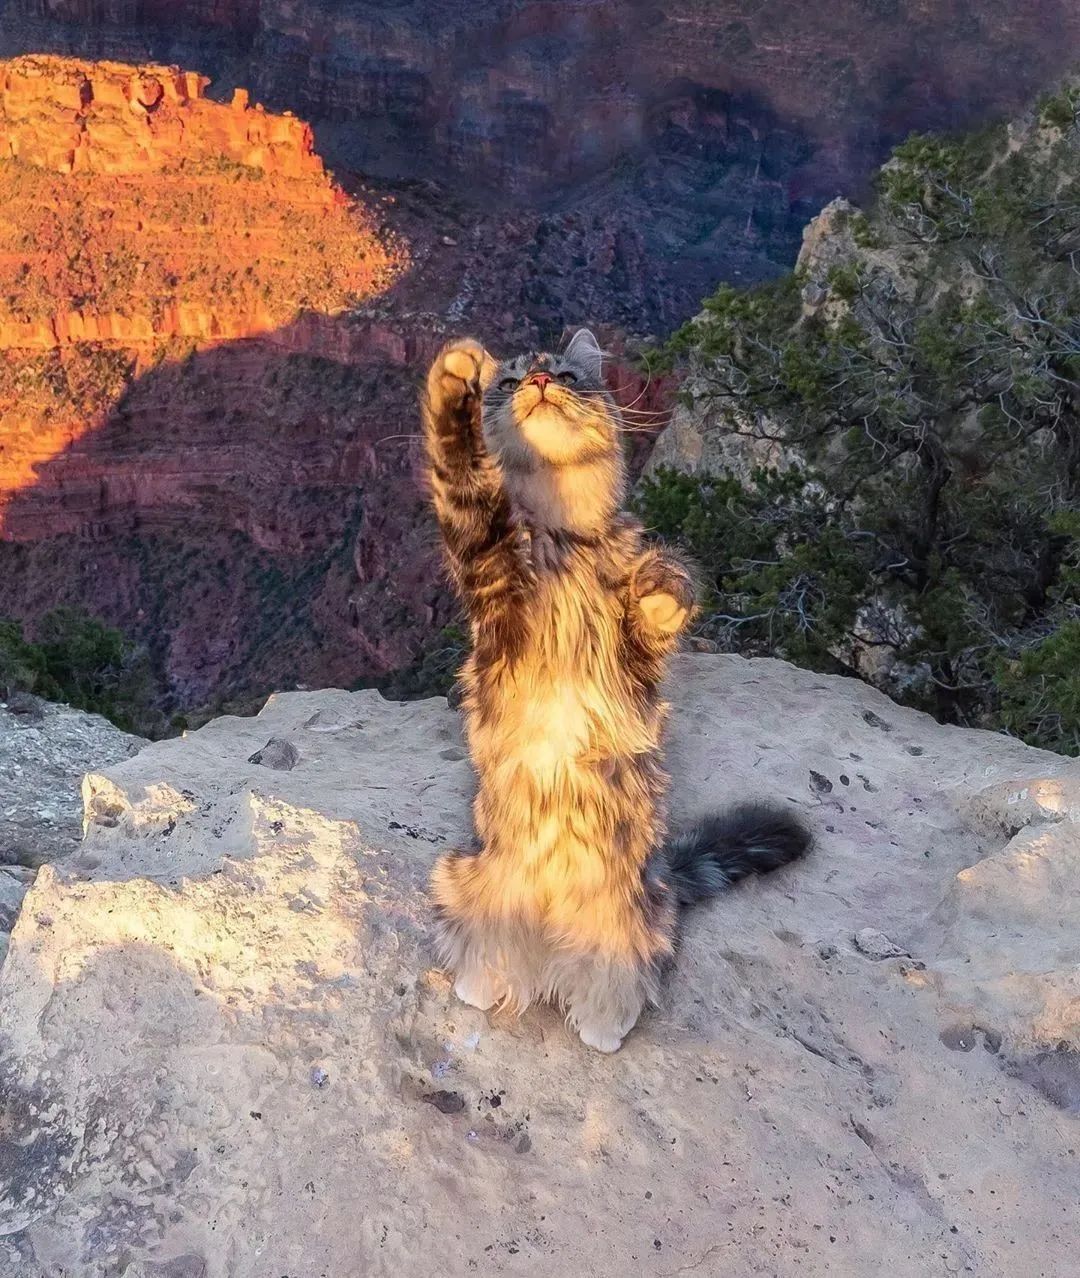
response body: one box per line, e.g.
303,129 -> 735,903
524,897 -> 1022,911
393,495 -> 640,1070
481,329 -> 618,470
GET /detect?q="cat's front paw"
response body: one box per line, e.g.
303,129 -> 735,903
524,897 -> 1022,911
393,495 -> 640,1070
630,553 -> 696,634
426,339 -> 496,420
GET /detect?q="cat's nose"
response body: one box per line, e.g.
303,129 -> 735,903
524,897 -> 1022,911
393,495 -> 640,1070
527,372 -> 552,392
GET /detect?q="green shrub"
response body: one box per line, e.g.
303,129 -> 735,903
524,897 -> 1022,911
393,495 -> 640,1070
650,92 -> 1080,753
995,623 -> 1080,756
0,609 -> 161,735
635,466 -> 865,672
0,619 -> 47,697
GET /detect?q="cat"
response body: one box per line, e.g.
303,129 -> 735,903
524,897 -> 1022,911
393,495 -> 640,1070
422,327 -> 810,1052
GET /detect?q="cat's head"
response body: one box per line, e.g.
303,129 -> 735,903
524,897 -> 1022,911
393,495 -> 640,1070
481,328 -> 619,471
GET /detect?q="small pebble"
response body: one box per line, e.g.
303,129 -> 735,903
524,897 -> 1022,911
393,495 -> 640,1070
853,928 -> 909,961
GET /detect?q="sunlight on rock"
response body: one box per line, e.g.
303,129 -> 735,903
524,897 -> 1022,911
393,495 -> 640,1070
25,797 -> 367,1007
2,658 -> 1077,1273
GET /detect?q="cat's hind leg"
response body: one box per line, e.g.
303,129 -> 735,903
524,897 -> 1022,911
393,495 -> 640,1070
431,848 -> 546,1013
550,952 -> 657,1054
432,849 -> 508,1009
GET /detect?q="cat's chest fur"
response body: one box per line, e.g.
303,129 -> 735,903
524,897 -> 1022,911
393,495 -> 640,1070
469,548 -> 653,780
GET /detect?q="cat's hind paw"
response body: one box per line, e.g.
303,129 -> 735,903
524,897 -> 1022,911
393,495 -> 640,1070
453,965 -> 508,1012
577,1022 -> 627,1053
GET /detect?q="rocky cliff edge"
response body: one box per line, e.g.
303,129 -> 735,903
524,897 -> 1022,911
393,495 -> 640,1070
0,655 -> 1078,1275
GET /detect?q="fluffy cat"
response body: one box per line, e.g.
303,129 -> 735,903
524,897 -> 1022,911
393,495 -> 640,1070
422,328 -> 809,1052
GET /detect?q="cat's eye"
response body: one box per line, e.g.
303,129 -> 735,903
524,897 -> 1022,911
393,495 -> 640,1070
557,370 -> 578,384
498,377 -> 520,392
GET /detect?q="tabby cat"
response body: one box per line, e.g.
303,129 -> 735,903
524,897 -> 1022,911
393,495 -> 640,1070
423,328 -> 809,1052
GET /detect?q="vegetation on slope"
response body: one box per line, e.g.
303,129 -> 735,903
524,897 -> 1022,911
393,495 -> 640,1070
637,85 -> 1080,753
0,160 -> 396,326
0,609 -> 161,735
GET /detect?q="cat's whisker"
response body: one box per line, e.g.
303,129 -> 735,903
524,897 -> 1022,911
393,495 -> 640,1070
615,403 -> 669,416
614,400 -> 668,413
374,433 -> 423,446
616,363 -> 657,413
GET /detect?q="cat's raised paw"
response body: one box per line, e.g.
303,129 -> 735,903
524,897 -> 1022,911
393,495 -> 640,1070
442,347 -> 481,384
631,552 -> 695,634
427,339 -> 496,416
639,592 -> 688,633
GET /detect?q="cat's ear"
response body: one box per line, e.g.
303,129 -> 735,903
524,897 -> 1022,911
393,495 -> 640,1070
564,327 -> 604,381
477,346 -> 499,391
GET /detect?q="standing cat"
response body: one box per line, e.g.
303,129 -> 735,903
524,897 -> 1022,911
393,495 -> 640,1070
423,329 -> 809,1052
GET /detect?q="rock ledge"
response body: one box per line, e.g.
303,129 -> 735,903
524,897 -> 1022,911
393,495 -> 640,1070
1,655 -> 1077,1276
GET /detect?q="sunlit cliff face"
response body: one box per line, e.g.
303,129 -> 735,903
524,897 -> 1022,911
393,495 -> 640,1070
481,329 -> 627,535
0,56 -> 406,529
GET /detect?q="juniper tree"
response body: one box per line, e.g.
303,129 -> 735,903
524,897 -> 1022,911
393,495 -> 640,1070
641,85 -> 1080,752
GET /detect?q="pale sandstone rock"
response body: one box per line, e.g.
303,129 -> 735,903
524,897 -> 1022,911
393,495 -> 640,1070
642,370 -> 794,481
0,697 -> 142,869
0,655 -> 1077,1275
0,697 -> 141,975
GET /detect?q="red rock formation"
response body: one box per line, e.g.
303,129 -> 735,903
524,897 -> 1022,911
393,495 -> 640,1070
0,56 -> 324,178
0,55 -> 405,517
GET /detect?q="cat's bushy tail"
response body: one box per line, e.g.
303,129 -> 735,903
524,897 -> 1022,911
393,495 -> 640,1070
665,802 -> 811,906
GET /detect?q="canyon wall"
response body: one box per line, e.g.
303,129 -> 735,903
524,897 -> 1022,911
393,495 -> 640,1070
0,56 -> 424,709
0,56 -> 389,354
7,1 -> 1080,292
0,55 -> 321,177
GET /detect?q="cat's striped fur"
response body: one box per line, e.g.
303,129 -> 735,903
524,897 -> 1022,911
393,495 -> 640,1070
423,329 -> 809,1052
